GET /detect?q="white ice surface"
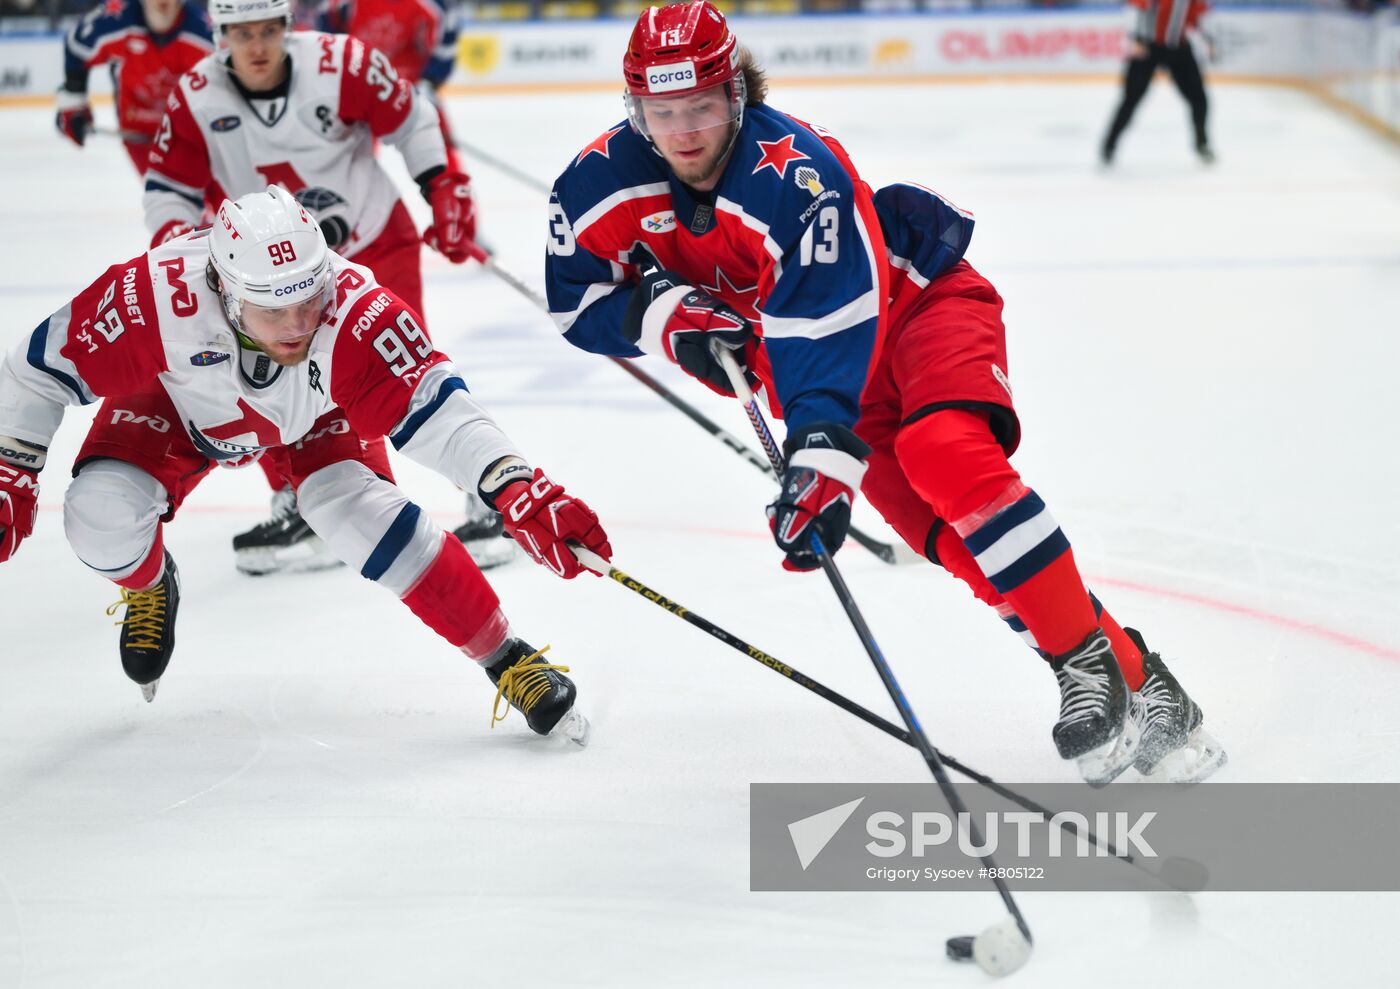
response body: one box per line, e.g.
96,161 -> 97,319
1,78 -> 1398,987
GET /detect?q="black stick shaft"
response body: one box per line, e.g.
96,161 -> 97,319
582,554 -> 1175,888
607,357 -> 901,564
720,350 -> 1032,944
456,137 -> 551,194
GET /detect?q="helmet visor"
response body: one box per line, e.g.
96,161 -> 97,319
626,79 -> 745,138
223,273 -> 332,353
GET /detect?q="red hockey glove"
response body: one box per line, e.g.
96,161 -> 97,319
483,461 -> 611,579
150,220 -> 195,248
767,423 -> 869,572
55,91 -> 91,148
622,265 -> 754,398
421,169 -> 476,263
0,461 -> 40,564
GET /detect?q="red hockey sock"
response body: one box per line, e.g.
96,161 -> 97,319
1098,609 -> 1145,691
898,410 -> 1099,658
115,527 -> 166,591
994,548 -> 1099,658
400,533 -> 503,650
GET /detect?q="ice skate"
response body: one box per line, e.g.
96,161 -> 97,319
233,485 -> 342,576
106,550 -> 180,702
1050,629 -> 1140,787
1125,628 -> 1227,783
486,641 -> 588,745
451,490 -> 516,570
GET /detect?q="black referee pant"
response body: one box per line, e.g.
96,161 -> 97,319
1102,40 -> 1210,157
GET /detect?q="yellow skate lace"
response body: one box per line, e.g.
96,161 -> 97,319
491,645 -> 571,729
105,584 -> 168,652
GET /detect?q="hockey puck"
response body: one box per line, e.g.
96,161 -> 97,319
945,935 -> 976,961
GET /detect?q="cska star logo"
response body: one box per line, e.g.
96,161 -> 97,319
752,134 -> 811,180
701,266 -> 760,314
577,126 -> 625,166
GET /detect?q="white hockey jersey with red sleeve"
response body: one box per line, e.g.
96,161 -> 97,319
142,31 -> 447,253
0,231 -> 518,491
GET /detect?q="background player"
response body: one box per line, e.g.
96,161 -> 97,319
142,0 -> 498,575
1102,0 -> 1215,164
56,0 -> 213,176
0,186 -> 608,741
316,0 -> 463,170
315,0 -> 504,554
542,1 -> 1224,785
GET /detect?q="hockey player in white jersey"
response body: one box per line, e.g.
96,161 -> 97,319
0,187 -> 607,742
142,0 -> 501,576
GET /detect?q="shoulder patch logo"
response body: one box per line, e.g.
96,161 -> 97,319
752,134 -> 811,180
794,166 -> 824,197
642,210 -> 677,234
190,350 -> 231,366
210,115 -> 241,133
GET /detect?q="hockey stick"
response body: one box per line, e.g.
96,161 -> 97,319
455,137 -> 551,194
463,243 -> 914,566
570,544 -> 1200,894
715,348 -> 1033,975
453,137 -> 551,193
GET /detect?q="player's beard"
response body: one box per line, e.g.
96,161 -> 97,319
264,338 -> 313,367
663,125 -> 735,190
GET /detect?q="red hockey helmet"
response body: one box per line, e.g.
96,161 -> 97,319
623,2 -> 739,97
622,2 -> 747,141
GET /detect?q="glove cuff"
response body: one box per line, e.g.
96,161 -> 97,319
477,455 -> 534,508
789,447 -> 866,491
0,435 -> 46,473
634,283 -> 691,359
416,165 -> 446,199
783,421 -> 871,461
55,89 -> 88,112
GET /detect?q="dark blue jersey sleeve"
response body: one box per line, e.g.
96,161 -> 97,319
543,188 -> 643,359
422,0 -> 458,88
874,182 -> 975,288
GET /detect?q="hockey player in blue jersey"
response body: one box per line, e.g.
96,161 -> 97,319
539,1 -> 1225,785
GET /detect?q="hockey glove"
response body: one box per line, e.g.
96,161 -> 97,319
622,265 -> 754,397
0,461 -> 40,564
55,90 -> 91,147
481,460 -> 611,580
420,168 -> 476,263
767,422 -> 870,572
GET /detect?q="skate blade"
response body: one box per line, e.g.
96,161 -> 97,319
1138,727 -> 1227,784
1077,715 -> 1142,788
235,538 -> 345,577
458,536 -> 517,572
141,678 -> 160,703
551,707 -> 590,748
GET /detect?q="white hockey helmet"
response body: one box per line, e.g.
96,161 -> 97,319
209,0 -> 292,30
209,186 -> 331,331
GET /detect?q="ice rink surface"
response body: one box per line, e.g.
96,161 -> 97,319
1,76 -> 1399,986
